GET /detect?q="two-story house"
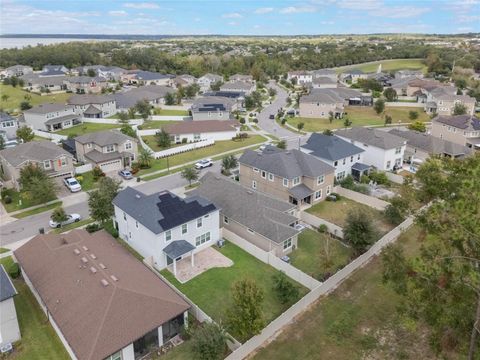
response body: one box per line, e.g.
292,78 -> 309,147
0,141 -> 75,190
0,112 -> 19,146
301,133 -> 366,181
114,85 -> 174,112
113,187 -> 220,273
67,94 -> 117,118
0,65 -> 33,79
340,69 -> 368,84
287,71 -> 313,85
64,76 -> 108,94
430,114 -> 480,150
335,127 -> 407,171
23,103 -> 81,132
219,81 -> 255,95
197,73 -> 223,92
238,146 -> 335,206
190,96 -> 235,121
74,130 -> 138,172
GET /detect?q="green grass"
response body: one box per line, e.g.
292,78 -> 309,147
0,247 -> 10,254
0,84 -> 72,113
153,109 -> 189,116
160,241 -> 308,342
1,188 -> 57,213
75,171 -> 98,191
55,122 -> 119,136
0,257 -> 70,360
141,136 -> 186,152
13,201 -> 62,219
253,226 -> 436,360
52,218 -> 95,234
139,120 -> 180,130
290,229 -> 352,281
156,340 -> 195,360
137,135 -> 265,176
336,59 -> 427,74
306,198 -> 394,236
32,135 -> 49,141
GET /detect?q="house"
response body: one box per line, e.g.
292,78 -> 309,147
395,70 -> 424,79
197,73 -> 223,92
121,71 -> 174,86
67,94 -> 117,118
220,81 -> 255,95
406,78 -> 445,97
0,112 -> 19,146
203,91 -> 246,111
287,71 -> 313,85
97,66 -> 127,81
335,127 -> 407,171
0,265 -> 20,348
190,96 -> 235,121
388,128 -> 472,162
74,130 -> 138,172
0,65 -> 33,78
21,73 -> 67,93
239,146 -> 335,206
299,88 -> 371,119
430,114 -> 480,149
114,85 -> 174,111
301,133 -> 366,181
42,65 -> 68,74
229,74 -> 254,83
424,89 -> 476,116
164,120 -> 239,143
312,69 -> 337,81
113,187 -> 220,272
64,76 -> 108,94
192,172 -> 300,257
0,141 -> 75,189
389,77 -> 415,96
340,69 -> 368,84
171,74 -> 197,88
23,103 -> 81,132
14,230 -> 190,360
311,76 -> 337,89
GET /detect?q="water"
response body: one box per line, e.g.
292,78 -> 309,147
0,37 -> 117,49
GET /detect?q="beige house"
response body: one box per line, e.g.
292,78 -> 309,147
0,141 -> 75,190
64,76 -> 108,94
192,172 -> 300,257
428,93 -> 476,116
74,130 -> 138,172
430,115 -> 480,150
190,96 -> 236,121
239,146 -> 335,206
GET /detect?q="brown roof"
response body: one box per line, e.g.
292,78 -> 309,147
14,230 -> 189,360
164,120 -> 239,135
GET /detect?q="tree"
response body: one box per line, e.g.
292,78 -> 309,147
268,87 -> 277,97
120,124 -> 136,138
9,77 -> 18,87
87,68 -> 96,77
185,84 -> 199,98
453,102 -> 467,115
134,100 -> 151,121
343,116 -> 352,128
0,136 -> 4,150
276,140 -> 287,150
408,121 -> 427,132
155,129 -> 171,149
191,322 -> 228,360
50,206 -> 68,226
210,80 -> 223,91
117,111 -> 129,124
343,209 -> 377,255
383,88 -> 397,102
227,278 -> 264,339
272,271 -> 299,304
164,91 -> 176,106
384,196 -> 410,225
16,126 -> 35,143
328,111 -> 334,124
19,164 -> 57,203
408,110 -> 419,120
373,98 -> 385,115
20,101 -> 32,110
1,94 -> 9,102
138,148 -> 153,168
181,166 -> 199,186
323,129 -> 334,136
384,115 -> 392,126
221,155 -> 238,175
127,107 -> 136,119
297,122 -> 304,131
88,177 -> 121,224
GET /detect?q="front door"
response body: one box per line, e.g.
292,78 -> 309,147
166,255 -> 173,266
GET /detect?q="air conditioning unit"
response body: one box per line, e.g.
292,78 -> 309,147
217,239 -> 225,248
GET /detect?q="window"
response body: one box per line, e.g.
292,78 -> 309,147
357,154 -> 360,160
135,221 -> 138,228
195,232 -> 211,246
283,238 -> 292,250
165,230 -> 172,242
334,160 -> 338,166
386,161 -> 391,169
106,144 -> 115,153
86,143 -> 92,149
268,173 -> 274,182
247,228 -> 254,234
395,158 -> 402,166
194,134 -> 201,141
2,121 -> 14,127
283,178 -> 289,187
197,217 -> 202,228
261,170 -> 266,179
43,160 -> 51,169
342,158 -> 346,165
224,216 -> 229,224
350,156 -> 354,162
336,171 -> 346,180
293,177 -> 300,185
60,157 -> 67,166
204,214 -> 209,219
253,168 -> 259,173
123,212 -> 126,220
326,185 -> 331,195
317,175 -> 324,185
125,142 -> 132,150
182,224 -> 188,234
315,190 -> 322,200
252,180 -> 257,189
107,351 -> 122,360
395,147 -> 401,154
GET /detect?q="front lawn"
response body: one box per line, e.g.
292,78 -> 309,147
290,229 -> 352,281
137,135 -> 265,176
0,84 -> 72,113
1,188 -> 57,213
153,109 -> 189,116
55,122 -> 119,137
0,257 -> 70,360
13,201 -> 62,219
75,171 -> 98,191
161,241 -> 308,342
306,198 -> 393,236
139,120 -> 180,130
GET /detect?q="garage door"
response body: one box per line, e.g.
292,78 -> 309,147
99,159 -> 122,173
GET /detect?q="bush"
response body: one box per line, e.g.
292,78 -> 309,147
8,262 -> 20,279
3,195 -> 12,204
281,118 -> 287,125
76,175 -> 84,184
86,223 -> 103,233
92,166 -> 105,181
182,138 -> 188,144
272,271 -> 299,304
191,322 -> 228,360
368,171 -> 390,185
318,224 -> 328,233
340,175 -> 370,194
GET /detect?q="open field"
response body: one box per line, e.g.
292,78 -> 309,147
56,122 -> 120,136
335,58 -> 427,74
0,84 -> 72,113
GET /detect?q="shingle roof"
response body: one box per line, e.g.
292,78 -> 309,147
24,103 -> 72,115
433,115 -> 480,131
83,105 -> 102,115
66,76 -> 106,84
239,146 -> 335,179
288,183 -> 314,200
0,265 -> 17,302
114,86 -> 173,109
164,120 -> 238,135
0,112 -> 16,123
192,172 -> 299,244
14,230 -> 189,360
134,71 -> 173,81
220,81 -> 253,91
191,96 -> 235,112
84,150 -> 122,163
113,188 -> 218,234
0,140 -> 73,167
301,133 -> 364,161
44,114 -> 79,125
300,88 -> 364,104
163,240 -> 195,259
68,94 -> 115,105
335,127 -> 406,150
75,130 -> 136,146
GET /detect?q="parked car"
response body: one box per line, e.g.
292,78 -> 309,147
258,143 -> 272,151
118,169 -> 133,180
294,223 -> 306,232
195,159 -> 213,169
64,177 -> 82,192
49,213 -> 81,228
269,114 -> 275,119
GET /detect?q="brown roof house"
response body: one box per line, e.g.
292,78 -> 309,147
14,230 -> 190,360
164,120 -> 239,143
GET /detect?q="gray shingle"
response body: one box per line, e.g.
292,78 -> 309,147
75,130 -> 136,147
163,240 -> 195,259
302,133 -> 364,161
335,127 -> 406,150
0,265 -> 17,302
0,141 -> 74,167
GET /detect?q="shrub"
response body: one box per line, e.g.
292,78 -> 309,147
86,223 -> 102,233
318,224 -> 328,233
191,322 -> 228,360
368,171 -> 390,185
182,138 -> 188,144
3,195 -> 12,204
92,166 -> 105,181
76,175 -> 84,184
272,272 -> 299,304
8,262 -> 20,279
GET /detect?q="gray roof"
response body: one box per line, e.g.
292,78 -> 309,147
22,74 -> 67,86
83,105 -> 102,115
313,69 -> 336,76
335,127 -> 406,150
0,265 -> 17,302
433,115 -> 480,131
344,69 -> 365,75
312,77 -> 336,85
24,103 -> 73,115
114,86 -> 173,109
302,133 -> 364,161
199,73 -> 223,82
352,162 -> 371,171
239,146 -> 334,179
113,187 -> 217,235
0,140 -> 73,167
65,76 -> 105,84
288,183 -> 314,200
163,240 -> 195,259
75,130 -> 136,146
68,94 -> 115,106
0,112 -> 16,123
388,129 -> 472,157
301,88 -> 364,104
45,114 -> 79,125
220,81 -> 253,91
192,173 -> 299,244
84,150 -> 122,163
134,71 -> 173,81
191,96 -> 235,113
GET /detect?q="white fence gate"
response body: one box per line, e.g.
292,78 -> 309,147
74,163 -> 93,174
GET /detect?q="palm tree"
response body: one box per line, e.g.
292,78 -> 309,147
221,155 -> 238,175
138,148 -> 153,168
181,166 -> 199,186
276,140 -> 287,150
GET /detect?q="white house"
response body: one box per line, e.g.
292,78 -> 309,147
67,94 -> 117,118
163,120 -> 239,143
287,71 -> 313,85
23,103 -> 81,132
113,188 -> 220,273
335,127 -> 406,171
0,265 -> 20,349
197,73 -> 223,92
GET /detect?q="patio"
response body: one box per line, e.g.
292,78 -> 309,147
166,246 -> 233,283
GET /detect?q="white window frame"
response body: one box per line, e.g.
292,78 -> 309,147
247,228 -> 254,234
315,189 -> 322,200
293,177 -> 300,185
182,223 -> 188,234
261,170 -> 266,179
268,173 -> 274,182
283,238 -> 292,251
283,178 -> 289,187
224,216 -> 229,224
60,157 -> 67,166
395,147 -> 401,154
326,185 -> 331,195
43,160 -> 51,169
317,175 -> 324,185
197,217 -> 202,228
252,180 -> 257,189
106,144 -> 115,153
165,230 -> 172,242
86,143 -> 92,149
195,232 -> 211,246
125,141 -> 132,150
253,168 -> 259,173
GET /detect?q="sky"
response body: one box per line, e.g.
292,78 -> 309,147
0,0 -> 479,36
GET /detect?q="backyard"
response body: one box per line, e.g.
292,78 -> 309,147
55,122 -> 120,137
306,197 -> 393,236
139,120 -> 180,130
141,136 -> 187,152
335,58 -> 427,74
252,226 -> 438,360
0,84 -> 72,113
160,241 -> 308,342
153,109 -> 189,116
290,229 -> 352,281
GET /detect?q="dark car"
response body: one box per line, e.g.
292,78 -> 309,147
269,114 -> 275,119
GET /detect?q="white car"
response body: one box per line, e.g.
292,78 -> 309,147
49,213 -> 81,228
64,177 -> 82,192
195,159 -> 213,169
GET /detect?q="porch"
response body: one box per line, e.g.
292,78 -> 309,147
288,183 -> 313,206
45,114 -> 81,132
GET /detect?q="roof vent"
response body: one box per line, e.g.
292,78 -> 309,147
246,190 -> 253,195
100,279 -> 109,287
110,275 -> 118,282
90,267 -> 97,274
82,246 -> 89,251
73,249 -> 81,255
99,263 -> 107,269
135,194 -> 141,199
90,253 -> 97,260
81,257 -> 88,264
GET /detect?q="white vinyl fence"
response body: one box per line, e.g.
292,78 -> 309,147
32,129 -> 67,143
74,163 -> 93,174
300,212 -> 344,239
334,186 -> 390,210
81,117 -> 143,125
137,129 -> 161,136
153,139 -> 215,159
385,102 -> 425,108
150,115 -> 190,121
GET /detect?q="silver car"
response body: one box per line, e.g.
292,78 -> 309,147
49,213 -> 81,228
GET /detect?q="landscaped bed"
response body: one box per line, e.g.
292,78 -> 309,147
55,122 -> 120,137
290,229 -> 352,281
160,241 -> 308,342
